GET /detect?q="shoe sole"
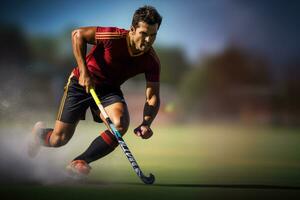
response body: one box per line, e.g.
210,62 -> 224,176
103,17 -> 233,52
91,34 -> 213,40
27,121 -> 45,158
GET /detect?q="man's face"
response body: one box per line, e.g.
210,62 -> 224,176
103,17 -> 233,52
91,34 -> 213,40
131,21 -> 158,52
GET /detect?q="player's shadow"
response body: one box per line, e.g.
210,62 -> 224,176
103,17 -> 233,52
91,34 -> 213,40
150,183 -> 300,190
87,181 -> 300,190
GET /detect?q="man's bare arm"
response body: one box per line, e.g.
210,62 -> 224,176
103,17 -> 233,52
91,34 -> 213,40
71,27 -> 97,92
142,82 -> 160,126
134,82 -> 160,139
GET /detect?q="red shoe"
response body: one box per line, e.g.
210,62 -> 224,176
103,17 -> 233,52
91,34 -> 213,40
27,121 -> 45,158
66,160 -> 91,179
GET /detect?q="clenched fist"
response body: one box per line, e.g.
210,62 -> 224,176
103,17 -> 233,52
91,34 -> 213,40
134,125 -> 153,139
79,73 -> 95,93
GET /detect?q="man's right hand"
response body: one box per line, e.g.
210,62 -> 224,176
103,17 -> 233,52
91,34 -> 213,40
79,72 -> 95,93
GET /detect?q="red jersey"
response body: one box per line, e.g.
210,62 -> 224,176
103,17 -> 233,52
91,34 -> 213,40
72,27 -> 160,86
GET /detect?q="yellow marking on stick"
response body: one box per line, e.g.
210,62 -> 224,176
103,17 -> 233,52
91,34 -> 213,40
90,88 -> 101,105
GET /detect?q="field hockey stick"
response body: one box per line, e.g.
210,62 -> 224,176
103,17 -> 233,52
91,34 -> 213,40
90,88 -> 155,184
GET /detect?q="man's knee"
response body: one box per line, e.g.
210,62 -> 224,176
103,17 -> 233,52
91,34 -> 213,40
50,121 -> 76,147
114,121 -> 129,135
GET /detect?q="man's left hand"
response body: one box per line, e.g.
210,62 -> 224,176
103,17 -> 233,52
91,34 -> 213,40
134,125 -> 153,139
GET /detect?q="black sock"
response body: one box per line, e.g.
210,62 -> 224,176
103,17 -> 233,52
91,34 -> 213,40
73,135 -> 117,164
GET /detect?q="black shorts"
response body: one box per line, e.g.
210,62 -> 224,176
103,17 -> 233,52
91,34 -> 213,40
57,76 -> 126,124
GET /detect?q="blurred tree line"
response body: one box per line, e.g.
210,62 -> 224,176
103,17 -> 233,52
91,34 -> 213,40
0,25 -> 74,121
179,46 -> 300,125
1,24 -> 299,125
180,46 -> 271,118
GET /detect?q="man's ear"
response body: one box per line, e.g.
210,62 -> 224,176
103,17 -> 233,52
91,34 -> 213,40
130,26 -> 135,32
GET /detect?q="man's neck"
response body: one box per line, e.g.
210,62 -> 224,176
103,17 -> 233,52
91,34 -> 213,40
128,32 -> 141,55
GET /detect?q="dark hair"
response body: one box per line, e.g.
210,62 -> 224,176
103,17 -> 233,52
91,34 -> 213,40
132,5 -> 162,29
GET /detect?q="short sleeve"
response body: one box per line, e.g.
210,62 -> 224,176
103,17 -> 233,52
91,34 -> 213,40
95,27 -> 104,45
95,26 -> 127,45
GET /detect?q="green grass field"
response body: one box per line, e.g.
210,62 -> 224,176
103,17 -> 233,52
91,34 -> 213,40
1,123 -> 300,199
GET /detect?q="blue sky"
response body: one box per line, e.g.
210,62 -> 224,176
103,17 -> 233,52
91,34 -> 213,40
1,0 -> 299,63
